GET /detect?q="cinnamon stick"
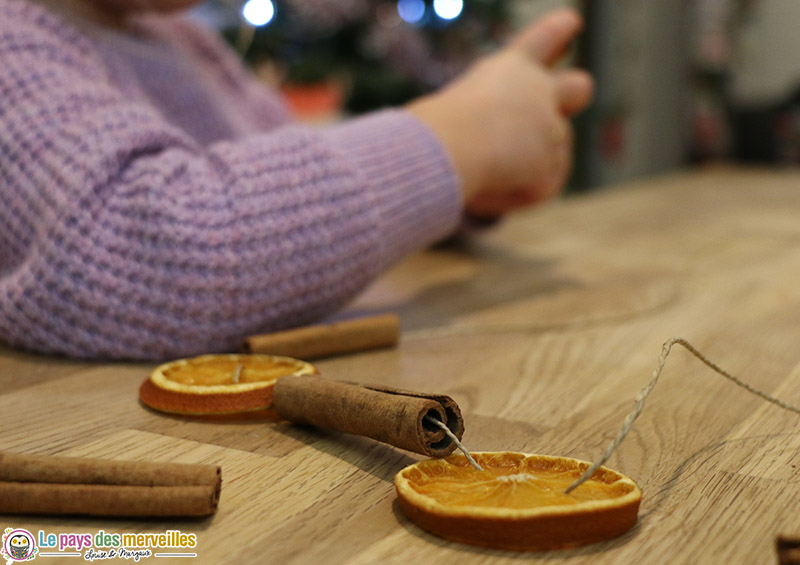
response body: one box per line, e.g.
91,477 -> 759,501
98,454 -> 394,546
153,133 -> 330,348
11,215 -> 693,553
272,375 -> 464,457
0,452 -> 220,517
778,536 -> 800,565
242,314 -> 400,359
0,483 -> 217,517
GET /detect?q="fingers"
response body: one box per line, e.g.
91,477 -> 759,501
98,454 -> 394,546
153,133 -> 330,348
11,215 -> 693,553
556,69 -> 594,116
512,8 -> 584,66
513,10 -> 593,116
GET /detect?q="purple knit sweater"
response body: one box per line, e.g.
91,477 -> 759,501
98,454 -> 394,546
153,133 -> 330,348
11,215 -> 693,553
0,0 -> 462,360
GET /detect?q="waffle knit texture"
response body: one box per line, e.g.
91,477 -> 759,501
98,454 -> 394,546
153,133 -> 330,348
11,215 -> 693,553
0,0 -> 462,359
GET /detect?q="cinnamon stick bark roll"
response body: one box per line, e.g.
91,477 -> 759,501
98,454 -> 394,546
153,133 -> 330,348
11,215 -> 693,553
272,375 -> 464,457
0,452 -> 221,517
243,314 -> 400,359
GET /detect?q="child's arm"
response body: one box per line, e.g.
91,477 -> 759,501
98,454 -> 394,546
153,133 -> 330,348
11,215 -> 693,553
0,1 -> 460,359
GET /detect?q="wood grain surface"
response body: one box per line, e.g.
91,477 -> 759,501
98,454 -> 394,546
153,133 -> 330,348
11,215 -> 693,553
3,168 -> 800,564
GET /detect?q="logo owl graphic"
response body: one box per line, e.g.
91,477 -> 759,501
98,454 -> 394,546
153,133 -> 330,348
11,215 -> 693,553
9,534 -> 30,559
1,528 -> 37,562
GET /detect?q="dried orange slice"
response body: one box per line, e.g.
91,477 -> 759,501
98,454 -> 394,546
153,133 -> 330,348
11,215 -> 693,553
394,451 -> 641,551
139,354 -> 318,415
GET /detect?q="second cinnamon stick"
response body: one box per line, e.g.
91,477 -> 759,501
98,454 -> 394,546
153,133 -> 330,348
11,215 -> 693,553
0,482 -> 217,517
0,452 -> 220,487
0,452 -> 221,517
272,375 -> 464,457
243,314 -> 400,359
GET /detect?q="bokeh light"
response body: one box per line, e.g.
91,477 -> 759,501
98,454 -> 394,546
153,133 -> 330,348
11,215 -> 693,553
433,0 -> 463,21
242,0 -> 275,27
397,0 -> 426,25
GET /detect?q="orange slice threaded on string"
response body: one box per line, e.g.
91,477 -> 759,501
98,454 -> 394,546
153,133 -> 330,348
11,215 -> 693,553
394,451 -> 641,551
139,354 -> 318,415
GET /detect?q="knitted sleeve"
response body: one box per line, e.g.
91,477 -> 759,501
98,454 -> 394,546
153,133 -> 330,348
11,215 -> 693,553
0,1 -> 462,360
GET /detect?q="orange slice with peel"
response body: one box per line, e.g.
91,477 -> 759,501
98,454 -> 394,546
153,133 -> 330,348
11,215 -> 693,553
139,353 -> 318,415
394,451 -> 641,551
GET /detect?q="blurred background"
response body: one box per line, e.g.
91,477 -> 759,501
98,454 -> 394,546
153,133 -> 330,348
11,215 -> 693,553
189,0 -> 800,191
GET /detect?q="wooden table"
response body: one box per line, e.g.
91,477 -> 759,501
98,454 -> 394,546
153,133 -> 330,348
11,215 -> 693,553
3,168 -> 800,564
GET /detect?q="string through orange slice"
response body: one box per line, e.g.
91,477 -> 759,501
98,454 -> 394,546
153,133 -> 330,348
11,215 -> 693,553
394,452 -> 641,551
566,337 -> 800,493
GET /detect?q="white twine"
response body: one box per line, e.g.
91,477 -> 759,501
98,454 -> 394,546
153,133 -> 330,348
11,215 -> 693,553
232,364 -> 244,384
424,415 -> 483,471
564,337 -> 800,494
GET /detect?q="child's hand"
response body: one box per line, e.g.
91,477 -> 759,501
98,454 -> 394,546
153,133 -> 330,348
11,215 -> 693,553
408,8 -> 593,219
